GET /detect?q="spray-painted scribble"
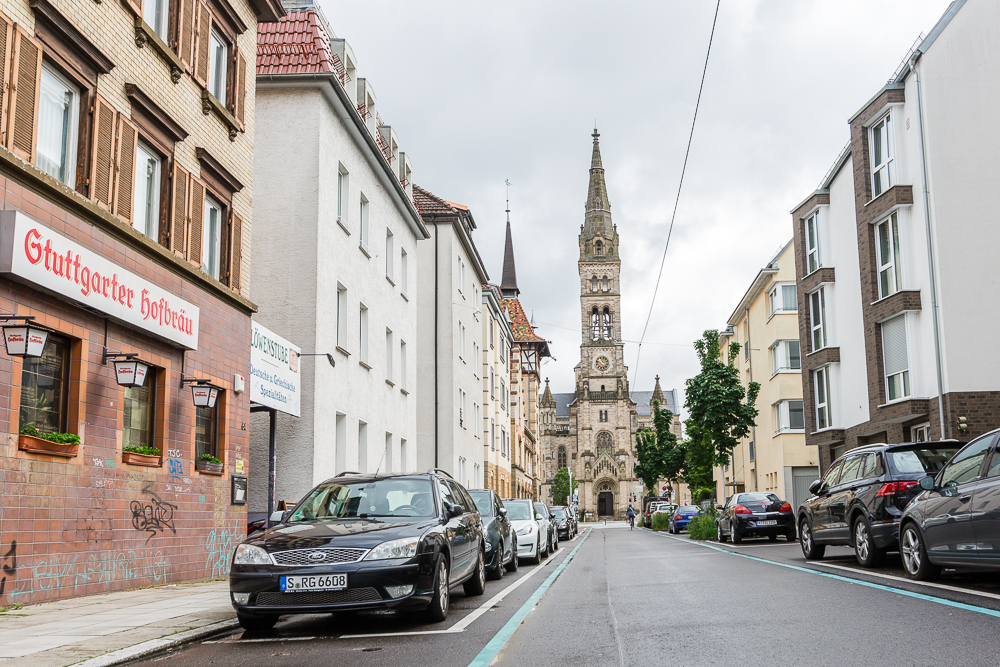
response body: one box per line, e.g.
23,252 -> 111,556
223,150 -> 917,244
0,541 -> 16,597
130,482 -> 178,542
205,525 -> 241,578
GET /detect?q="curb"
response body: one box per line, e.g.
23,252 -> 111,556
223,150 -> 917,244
71,618 -> 241,667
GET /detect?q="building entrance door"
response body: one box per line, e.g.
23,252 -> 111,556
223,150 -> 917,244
598,492 -> 613,516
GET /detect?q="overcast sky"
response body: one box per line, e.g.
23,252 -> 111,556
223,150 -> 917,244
319,0 -> 953,410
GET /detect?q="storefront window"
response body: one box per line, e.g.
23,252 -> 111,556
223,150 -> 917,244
195,404 -> 218,459
122,380 -> 156,450
19,334 -> 70,434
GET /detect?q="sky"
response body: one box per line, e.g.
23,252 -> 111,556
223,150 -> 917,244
318,0 -> 954,412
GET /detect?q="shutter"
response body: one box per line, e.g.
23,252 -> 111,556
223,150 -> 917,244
124,0 -> 143,17
226,45 -> 237,116
89,95 -> 117,210
177,0 -> 195,69
881,315 -> 908,376
112,116 -> 139,225
6,26 -> 42,162
0,12 -> 13,146
229,210 -> 243,291
235,50 -> 247,127
168,161 -> 188,255
193,2 -> 211,88
187,178 -> 205,267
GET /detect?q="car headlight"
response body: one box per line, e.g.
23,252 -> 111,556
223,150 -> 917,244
363,537 -> 420,560
233,544 -> 271,565
484,541 -> 493,552
516,525 -> 534,536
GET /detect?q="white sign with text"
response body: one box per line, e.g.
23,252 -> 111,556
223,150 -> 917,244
250,321 -> 300,416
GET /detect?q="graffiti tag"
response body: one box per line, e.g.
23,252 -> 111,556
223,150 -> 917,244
130,482 -> 178,542
0,541 -> 16,597
1,548 -> 168,602
205,525 -> 241,578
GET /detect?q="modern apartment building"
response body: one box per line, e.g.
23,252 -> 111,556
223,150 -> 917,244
251,1 -> 426,506
0,0 -> 282,605
714,242 -> 819,508
482,283 -> 514,496
791,0 -> 1000,471
414,186 -> 489,489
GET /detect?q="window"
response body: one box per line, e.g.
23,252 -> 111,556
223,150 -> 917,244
911,423 -> 930,443
202,195 -> 223,280
595,240 -> 603,256
143,0 -> 170,41
939,435 -> 993,488
768,283 -> 797,315
37,65 -> 79,188
490,369 -> 495,398
815,366 -> 832,430
749,441 -> 755,462
805,212 -> 820,274
336,284 -> 347,349
207,29 -> 227,105
775,400 -> 804,433
336,412 -> 347,471
359,303 -> 369,364
384,433 -> 393,473
838,455 -> 865,485
18,332 -> 70,434
400,438 -> 407,472
501,380 -> 506,407
358,421 -> 368,472
602,308 -> 611,340
474,403 -> 480,438
591,276 -> 598,292
490,420 -> 495,450
489,318 -> 494,347
558,446 -> 567,469
400,248 -> 408,293
385,329 -> 393,382
459,321 -> 466,362
870,114 -> 893,197
385,229 -> 394,279
133,143 -> 161,241
882,315 -> 910,401
123,378 -> 156,451
875,213 -> 902,298
460,389 -> 467,428
458,257 -> 466,294
603,276 -> 609,292
337,167 -> 349,224
359,194 -> 369,249
771,340 -> 801,373
809,288 -> 827,351
400,340 -> 407,390
195,401 -> 218,460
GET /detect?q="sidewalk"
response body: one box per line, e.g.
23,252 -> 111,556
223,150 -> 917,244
0,580 -> 237,667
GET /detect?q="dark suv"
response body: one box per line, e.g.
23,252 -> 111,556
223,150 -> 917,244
797,441 -> 962,567
229,469 -> 486,631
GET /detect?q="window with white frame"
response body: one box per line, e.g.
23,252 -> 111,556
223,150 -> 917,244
133,143 -> 161,242
489,319 -> 494,347
385,328 -> 393,382
202,195 -> 223,280
337,166 -> 349,224
458,256 -> 465,295
359,194 -> 369,249
743,319 -> 750,360
400,340 -> 407,390
882,315 -> 910,401
771,340 -> 801,373
143,0 -> 170,41
385,229 -> 394,279
359,303 -> 369,364
809,288 -> 827,351
473,342 -> 479,378
474,402 -> 480,439
814,366 -> 832,430
208,29 -> 228,105
400,248 -> 408,293
870,113 -> 894,197
875,212 -> 902,299
459,321 -> 466,362
336,284 -> 347,349
806,212 -> 820,274
358,421 -> 368,472
911,423 -> 930,443
460,389 -> 467,428
768,283 -> 798,316
400,438 -> 407,472
775,400 -> 805,433
384,433 -> 393,473
38,65 -> 79,188
490,420 -> 495,450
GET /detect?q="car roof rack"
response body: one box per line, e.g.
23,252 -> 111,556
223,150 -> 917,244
426,468 -> 455,479
335,471 -> 363,477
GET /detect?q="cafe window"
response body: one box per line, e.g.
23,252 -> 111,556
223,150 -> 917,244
122,380 -> 156,450
195,402 -> 218,459
18,333 -> 70,434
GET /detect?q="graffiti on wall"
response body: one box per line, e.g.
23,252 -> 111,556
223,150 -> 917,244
130,481 -> 178,542
205,525 -> 241,579
0,541 -> 16,597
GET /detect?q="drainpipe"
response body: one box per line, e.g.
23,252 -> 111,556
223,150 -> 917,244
433,221 -> 439,467
745,306 -> 757,491
910,55 -> 947,440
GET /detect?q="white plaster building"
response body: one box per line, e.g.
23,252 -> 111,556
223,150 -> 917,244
483,283 -> 515,496
414,186 -> 490,489
249,1 -> 427,508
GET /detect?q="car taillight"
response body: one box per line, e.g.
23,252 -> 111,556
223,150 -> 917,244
733,505 -> 751,514
778,502 -> 792,513
875,481 -> 918,497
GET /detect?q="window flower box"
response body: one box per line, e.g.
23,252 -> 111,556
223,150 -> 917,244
196,460 -> 224,475
18,433 -> 79,458
123,451 -> 161,467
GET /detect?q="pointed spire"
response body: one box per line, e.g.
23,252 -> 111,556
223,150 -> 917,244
586,127 -> 610,213
541,377 -> 556,407
500,180 -> 519,297
652,375 -> 665,405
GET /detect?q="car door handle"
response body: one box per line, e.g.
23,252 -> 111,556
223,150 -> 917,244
960,495 -> 972,503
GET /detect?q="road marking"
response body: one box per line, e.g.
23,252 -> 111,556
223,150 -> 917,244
466,529 -> 592,667
813,561 -> 1000,602
204,636 -> 316,644
647,530 -> 1000,619
339,552 -> 558,638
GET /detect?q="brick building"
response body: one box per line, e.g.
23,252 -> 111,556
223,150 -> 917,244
791,0 -> 1000,472
0,0 -> 282,605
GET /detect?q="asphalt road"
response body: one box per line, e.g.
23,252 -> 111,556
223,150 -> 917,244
133,525 -> 1000,667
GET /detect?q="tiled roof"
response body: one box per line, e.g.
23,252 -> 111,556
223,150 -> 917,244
500,297 -> 545,343
413,185 -> 461,216
552,392 -> 576,418
632,389 -> 679,417
257,10 -> 336,76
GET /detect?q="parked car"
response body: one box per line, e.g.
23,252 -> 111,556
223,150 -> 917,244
229,469 -> 486,631
642,497 -> 669,527
653,503 -> 677,526
899,429 -> 1000,580
535,501 -> 559,553
716,492 -> 795,543
503,499 -> 544,564
797,440 -> 962,567
469,490 -> 518,579
550,505 -> 577,540
667,505 -> 702,533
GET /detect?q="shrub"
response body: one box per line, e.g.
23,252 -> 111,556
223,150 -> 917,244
123,445 -> 161,456
19,424 -> 80,445
651,513 -> 671,531
687,513 -> 716,540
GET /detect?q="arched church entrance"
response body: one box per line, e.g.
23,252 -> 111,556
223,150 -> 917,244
598,492 -> 614,516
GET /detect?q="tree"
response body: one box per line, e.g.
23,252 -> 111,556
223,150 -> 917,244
634,399 -> 681,497
681,329 -> 761,502
551,467 -> 579,506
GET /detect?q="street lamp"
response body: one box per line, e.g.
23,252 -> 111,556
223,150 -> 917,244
181,377 -> 220,408
1,316 -> 48,358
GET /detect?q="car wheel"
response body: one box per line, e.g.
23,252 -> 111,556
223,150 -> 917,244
717,521 -> 728,543
530,538 -> 542,565
768,534 -> 778,542
237,613 -> 278,633
506,543 -> 520,572
425,558 -> 450,622
731,523 -> 743,544
799,518 -> 825,560
901,523 -> 941,581
853,516 -> 886,568
785,530 -> 797,542
488,542 -> 505,581
464,548 -> 487,596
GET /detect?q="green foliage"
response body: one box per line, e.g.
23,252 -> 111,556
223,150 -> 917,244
651,512 -> 671,531
199,453 -> 222,464
123,445 -> 161,456
687,513 -> 716,540
633,399 -> 682,496
19,424 -> 80,445
551,467 -> 579,506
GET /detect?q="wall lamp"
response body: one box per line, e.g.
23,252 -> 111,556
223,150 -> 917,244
103,349 -> 150,387
1,315 -> 49,358
181,376 -> 221,408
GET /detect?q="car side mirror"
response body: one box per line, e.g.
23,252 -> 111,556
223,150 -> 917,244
918,475 -> 936,491
535,512 -> 545,520
498,507 -> 508,517
550,513 -> 556,520
447,503 -> 465,519
269,510 -> 288,524
715,505 -> 723,511
809,479 -> 823,495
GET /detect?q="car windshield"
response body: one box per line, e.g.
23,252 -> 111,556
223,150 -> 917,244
534,503 -> 547,517
469,491 -> 494,517
886,445 -> 961,475
739,493 -> 780,504
503,501 -> 533,521
288,478 -> 435,522
552,508 -> 567,518
678,506 -> 700,513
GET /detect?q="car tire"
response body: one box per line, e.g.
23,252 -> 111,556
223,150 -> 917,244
785,529 -> 797,542
237,613 -> 278,633
717,522 -> 728,543
799,518 -> 825,560
901,523 -> 941,581
488,542 -> 505,581
425,558 -> 450,622
731,524 -> 743,544
853,516 -> 886,568
464,548 -> 487,596
530,538 -> 542,565
506,543 -> 520,572
768,534 -> 778,542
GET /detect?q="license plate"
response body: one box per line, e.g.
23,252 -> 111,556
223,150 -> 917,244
755,520 -> 777,526
281,574 -> 347,592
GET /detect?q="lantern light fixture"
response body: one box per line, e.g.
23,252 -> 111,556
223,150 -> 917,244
1,315 -> 49,358
181,377 -> 220,408
103,349 -> 149,387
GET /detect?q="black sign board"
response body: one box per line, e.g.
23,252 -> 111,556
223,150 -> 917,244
231,475 -> 248,505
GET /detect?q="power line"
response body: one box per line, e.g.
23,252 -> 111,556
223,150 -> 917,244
633,0 -> 721,388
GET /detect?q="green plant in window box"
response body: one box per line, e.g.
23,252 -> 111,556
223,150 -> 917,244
199,453 -> 222,464
19,424 -> 80,445
123,445 -> 161,456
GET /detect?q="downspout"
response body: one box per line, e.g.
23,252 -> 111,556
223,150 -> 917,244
433,220 -> 439,468
911,55 -> 948,440
745,306 -> 756,491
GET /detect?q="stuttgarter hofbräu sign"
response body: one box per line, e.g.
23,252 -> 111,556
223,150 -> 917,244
250,321 -> 301,417
0,211 -> 200,349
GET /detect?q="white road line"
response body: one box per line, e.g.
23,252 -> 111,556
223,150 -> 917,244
813,561 -> 1000,602
204,636 -> 316,644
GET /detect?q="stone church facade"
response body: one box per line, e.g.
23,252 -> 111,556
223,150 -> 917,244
538,131 -> 682,519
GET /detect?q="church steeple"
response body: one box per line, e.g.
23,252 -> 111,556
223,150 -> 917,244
500,183 -> 519,297
586,128 -> 610,214
652,375 -> 665,405
580,129 -> 617,257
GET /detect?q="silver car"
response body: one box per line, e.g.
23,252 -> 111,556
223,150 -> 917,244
503,499 -> 545,564
534,501 -> 559,554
